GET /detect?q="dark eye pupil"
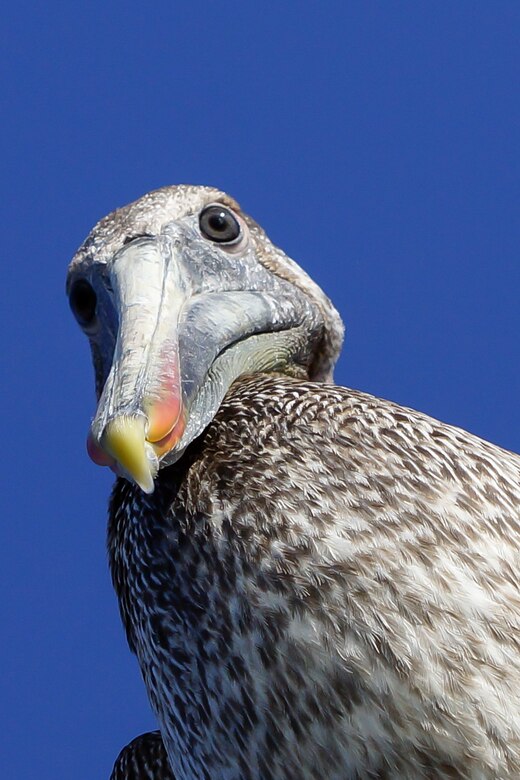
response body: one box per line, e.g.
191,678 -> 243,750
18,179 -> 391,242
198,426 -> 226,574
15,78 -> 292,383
208,213 -> 228,232
199,205 -> 241,243
69,279 -> 97,327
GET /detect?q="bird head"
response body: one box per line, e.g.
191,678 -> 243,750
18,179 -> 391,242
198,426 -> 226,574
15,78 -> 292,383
67,185 -> 344,493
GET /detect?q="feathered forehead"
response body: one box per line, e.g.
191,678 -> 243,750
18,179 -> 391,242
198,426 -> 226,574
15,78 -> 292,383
69,185 -> 235,269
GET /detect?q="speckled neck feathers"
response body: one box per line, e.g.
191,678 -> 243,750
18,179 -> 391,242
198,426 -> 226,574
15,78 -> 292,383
109,374 -> 520,779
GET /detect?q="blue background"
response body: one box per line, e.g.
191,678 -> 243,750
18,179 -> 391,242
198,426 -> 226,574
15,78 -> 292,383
2,3 -> 519,777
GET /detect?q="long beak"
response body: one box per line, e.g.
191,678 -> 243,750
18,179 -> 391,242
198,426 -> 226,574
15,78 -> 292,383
88,238 -> 188,492
87,237 -> 307,493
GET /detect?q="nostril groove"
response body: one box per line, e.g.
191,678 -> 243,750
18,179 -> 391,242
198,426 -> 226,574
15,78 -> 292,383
123,233 -> 154,245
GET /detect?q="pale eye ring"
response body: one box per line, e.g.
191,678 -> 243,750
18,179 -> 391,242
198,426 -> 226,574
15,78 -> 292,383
199,204 -> 242,244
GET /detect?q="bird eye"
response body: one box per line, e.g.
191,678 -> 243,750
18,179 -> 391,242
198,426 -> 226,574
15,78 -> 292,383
69,279 -> 97,327
199,205 -> 241,244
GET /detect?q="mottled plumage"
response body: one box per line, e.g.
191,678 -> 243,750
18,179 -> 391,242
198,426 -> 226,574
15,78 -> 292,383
108,375 -> 520,778
68,186 -> 520,779
111,732 -> 174,779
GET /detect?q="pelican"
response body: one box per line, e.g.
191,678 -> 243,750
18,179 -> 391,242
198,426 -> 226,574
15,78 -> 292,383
67,185 -> 520,779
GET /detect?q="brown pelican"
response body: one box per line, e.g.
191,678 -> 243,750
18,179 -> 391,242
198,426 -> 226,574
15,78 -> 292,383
67,185 -> 520,779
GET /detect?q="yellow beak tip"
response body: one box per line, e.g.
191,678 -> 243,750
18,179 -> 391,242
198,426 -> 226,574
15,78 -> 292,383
137,474 -> 155,494
103,415 -> 156,493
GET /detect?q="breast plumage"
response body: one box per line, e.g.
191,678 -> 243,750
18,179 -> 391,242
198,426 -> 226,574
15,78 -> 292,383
68,186 -> 520,779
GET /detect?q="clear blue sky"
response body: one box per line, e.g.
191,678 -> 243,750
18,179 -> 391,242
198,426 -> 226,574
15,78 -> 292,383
2,3 -> 519,777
